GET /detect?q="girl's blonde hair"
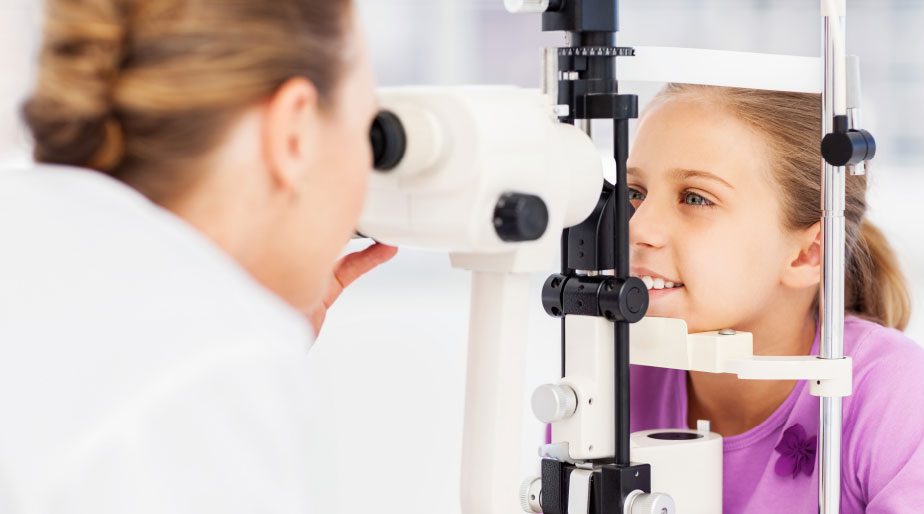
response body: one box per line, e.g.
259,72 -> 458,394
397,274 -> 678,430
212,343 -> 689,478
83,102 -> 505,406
23,0 -> 351,202
653,84 -> 910,330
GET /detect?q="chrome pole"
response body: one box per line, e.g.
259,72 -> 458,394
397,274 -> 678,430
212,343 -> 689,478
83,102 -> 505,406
820,1 -> 847,512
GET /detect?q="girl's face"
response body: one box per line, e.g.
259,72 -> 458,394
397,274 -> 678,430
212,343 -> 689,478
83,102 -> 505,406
627,96 -> 809,333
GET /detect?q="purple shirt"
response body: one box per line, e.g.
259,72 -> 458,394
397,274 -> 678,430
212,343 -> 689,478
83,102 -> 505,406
630,316 -> 924,513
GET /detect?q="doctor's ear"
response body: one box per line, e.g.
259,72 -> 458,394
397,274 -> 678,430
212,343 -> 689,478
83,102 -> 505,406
263,77 -> 322,192
782,221 -> 822,289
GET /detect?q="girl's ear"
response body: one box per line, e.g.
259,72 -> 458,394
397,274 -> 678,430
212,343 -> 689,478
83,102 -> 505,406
782,222 -> 822,289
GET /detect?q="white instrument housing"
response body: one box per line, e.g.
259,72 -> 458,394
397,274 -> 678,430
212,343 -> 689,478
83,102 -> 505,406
358,87 -> 603,273
359,86 -> 607,514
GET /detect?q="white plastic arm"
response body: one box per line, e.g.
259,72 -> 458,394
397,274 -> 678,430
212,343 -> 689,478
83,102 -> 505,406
630,317 -> 852,398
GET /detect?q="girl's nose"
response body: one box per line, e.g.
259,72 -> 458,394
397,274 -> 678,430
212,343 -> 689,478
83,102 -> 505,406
629,199 -> 669,250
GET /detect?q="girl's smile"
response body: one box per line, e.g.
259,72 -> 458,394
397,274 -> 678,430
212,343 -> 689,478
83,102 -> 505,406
631,266 -> 685,301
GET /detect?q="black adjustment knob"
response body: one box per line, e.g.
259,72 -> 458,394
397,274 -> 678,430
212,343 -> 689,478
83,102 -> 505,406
493,193 -> 549,242
599,277 -> 649,323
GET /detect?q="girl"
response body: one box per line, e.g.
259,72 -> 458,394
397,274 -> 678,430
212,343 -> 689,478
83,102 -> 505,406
627,84 -> 924,512
1,0 -> 394,512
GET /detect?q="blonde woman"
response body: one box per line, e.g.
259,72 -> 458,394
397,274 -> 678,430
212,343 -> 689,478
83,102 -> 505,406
0,0 -> 395,512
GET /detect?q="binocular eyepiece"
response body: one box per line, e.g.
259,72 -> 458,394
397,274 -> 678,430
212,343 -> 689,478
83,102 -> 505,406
370,110 -> 406,171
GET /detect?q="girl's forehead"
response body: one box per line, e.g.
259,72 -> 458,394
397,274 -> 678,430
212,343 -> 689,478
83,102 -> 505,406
629,98 -> 773,187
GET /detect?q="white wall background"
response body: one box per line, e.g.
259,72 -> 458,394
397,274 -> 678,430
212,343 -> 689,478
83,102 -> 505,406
2,1 -> 923,512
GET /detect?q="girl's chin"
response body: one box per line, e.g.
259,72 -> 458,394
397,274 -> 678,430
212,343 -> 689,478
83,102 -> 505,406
644,286 -> 684,316
643,305 -> 681,320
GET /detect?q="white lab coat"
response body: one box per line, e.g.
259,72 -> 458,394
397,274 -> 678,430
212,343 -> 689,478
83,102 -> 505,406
0,166 -> 338,513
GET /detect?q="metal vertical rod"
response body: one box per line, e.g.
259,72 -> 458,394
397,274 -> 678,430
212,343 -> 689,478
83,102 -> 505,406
820,4 -> 847,513
614,117 -> 631,467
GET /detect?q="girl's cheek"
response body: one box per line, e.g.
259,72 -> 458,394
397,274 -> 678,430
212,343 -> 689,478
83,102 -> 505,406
679,230 -> 754,322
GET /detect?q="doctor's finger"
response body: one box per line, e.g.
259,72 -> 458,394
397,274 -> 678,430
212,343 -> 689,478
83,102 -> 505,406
331,243 -> 398,296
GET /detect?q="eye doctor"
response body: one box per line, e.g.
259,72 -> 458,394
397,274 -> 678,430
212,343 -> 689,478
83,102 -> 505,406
0,0 -> 395,512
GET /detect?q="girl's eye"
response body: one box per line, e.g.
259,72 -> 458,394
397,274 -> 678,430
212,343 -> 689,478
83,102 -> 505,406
682,191 -> 714,208
629,188 -> 646,202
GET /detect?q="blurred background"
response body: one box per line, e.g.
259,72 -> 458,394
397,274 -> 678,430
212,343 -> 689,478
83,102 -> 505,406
1,0 -> 922,512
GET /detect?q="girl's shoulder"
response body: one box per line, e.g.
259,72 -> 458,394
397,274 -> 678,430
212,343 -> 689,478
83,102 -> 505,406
838,316 -> 924,508
841,316 -> 924,414
843,315 -> 924,382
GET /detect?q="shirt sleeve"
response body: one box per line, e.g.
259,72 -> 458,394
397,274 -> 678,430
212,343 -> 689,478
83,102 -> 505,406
40,341 -> 338,514
843,328 -> 924,513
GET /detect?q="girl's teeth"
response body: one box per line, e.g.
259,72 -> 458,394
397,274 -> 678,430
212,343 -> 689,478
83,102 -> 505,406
636,275 -> 684,291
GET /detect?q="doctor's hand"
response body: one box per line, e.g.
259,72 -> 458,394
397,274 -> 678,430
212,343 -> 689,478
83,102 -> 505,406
307,242 -> 399,334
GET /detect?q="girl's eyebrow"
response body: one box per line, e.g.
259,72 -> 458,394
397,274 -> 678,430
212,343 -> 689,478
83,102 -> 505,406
672,168 -> 735,190
627,167 -> 735,191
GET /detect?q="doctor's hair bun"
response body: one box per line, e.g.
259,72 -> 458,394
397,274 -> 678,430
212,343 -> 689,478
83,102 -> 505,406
22,0 -> 352,201
23,0 -> 127,173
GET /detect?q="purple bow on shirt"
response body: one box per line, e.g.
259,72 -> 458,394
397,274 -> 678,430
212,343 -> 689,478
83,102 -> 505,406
774,423 -> 818,479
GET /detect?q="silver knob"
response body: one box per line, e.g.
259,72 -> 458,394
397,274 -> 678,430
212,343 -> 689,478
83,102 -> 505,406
519,476 -> 542,513
626,491 -> 676,514
504,0 -> 551,14
531,384 -> 578,423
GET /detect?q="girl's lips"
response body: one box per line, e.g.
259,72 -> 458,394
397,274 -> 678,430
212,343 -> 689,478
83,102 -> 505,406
631,267 -> 679,281
647,285 -> 684,296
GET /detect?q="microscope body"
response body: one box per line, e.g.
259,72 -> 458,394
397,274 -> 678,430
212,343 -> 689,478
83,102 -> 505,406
360,86 -> 607,514
359,86 -> 602,272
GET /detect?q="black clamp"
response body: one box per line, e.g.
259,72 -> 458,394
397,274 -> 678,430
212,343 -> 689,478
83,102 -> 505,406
821,114 -> 877,167
542,273 -> 648,323
541,459 -> 652,514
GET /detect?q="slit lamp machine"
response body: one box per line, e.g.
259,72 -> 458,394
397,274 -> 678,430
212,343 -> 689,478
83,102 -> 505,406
357,0 -> 876,512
